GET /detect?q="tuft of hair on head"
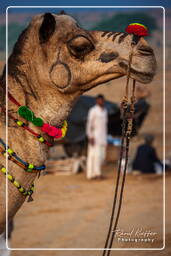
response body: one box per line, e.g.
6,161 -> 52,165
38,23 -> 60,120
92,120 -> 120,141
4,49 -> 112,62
144,134 -> 154,144
96,94 -> 104,100
59,10 -> 66,15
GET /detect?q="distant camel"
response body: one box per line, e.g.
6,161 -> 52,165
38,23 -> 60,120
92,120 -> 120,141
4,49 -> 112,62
0,12 -> 156,233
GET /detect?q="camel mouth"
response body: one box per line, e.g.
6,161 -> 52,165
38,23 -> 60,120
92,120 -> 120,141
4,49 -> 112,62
119,61 -> 156,84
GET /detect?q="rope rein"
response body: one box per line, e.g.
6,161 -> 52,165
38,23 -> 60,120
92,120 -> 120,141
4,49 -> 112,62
102,37 -> 138,255
102,21 -> 149,253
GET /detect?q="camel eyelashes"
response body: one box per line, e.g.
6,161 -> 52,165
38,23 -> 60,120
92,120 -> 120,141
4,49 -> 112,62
39,13 -> 56,44
67,35 -> 94,59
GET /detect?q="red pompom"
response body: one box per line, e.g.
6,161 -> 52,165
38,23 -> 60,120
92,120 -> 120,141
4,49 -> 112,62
41,123 -> 51,133
54,129 -> 62,139
125,23 -> 148,37
41,123 -> 62,138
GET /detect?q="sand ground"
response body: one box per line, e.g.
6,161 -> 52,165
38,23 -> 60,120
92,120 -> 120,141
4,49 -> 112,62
10,165 -> 171,256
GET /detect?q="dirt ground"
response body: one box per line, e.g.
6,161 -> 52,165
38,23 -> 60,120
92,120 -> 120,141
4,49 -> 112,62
10,165 -> 171,256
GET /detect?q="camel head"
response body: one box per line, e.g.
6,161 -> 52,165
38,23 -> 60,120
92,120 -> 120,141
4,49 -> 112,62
6,12 -> 156,124
9,12 -> 156,92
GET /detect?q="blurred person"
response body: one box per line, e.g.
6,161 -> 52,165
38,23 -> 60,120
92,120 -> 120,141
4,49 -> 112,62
86,94 -> 108,179
134,85 -> 151,130
132,134 -> 163,174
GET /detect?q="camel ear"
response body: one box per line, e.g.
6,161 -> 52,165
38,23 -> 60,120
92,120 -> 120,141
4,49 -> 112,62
59,10 -> 66,15
39,13 -> 56,44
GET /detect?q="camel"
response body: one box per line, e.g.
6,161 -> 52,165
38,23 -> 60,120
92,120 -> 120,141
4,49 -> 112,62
0,12 -> 156,234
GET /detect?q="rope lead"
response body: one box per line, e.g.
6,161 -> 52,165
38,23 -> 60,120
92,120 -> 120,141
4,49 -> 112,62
102,32 -> 138,254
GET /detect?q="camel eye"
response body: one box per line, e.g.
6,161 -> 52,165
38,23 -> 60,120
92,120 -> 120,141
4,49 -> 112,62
67,35 -> 94,59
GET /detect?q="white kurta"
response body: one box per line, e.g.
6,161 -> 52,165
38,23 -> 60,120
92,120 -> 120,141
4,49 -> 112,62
86,105 -> 108,179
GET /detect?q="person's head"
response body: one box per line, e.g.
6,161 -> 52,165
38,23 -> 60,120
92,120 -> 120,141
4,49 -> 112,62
144,134 -> 154,145
96,94 -> 105,107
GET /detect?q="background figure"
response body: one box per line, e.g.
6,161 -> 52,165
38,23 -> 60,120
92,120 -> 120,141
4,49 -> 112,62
134,84 -> 151,131
132,134 -> 163,174
86,95 -> 108,179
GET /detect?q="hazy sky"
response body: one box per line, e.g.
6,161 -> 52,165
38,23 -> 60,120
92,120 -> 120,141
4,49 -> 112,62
0,0 -> 170,13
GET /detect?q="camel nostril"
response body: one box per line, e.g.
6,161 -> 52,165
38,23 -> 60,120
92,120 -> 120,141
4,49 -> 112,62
137,46 -> 154,56
98,52 -> 118,63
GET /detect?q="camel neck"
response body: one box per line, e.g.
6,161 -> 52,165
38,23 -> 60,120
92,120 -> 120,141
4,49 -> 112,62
7,72 -> 77,128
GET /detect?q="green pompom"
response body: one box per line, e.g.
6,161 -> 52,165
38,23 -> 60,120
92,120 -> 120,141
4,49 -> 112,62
32,117 -> 44,127
18,106 -> 34,122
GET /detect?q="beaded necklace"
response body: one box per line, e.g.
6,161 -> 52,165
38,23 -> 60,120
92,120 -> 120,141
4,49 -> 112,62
0,138 -> 46,172
0,93 -> 68,201
0,167 -> 34,202
8,92 -> 68,139
1,107 -> 53,147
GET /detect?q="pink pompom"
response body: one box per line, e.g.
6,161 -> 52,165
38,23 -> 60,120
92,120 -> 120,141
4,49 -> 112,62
41,123 -> 51,133
41,123 -> 62,138
54,129 -> 62,139
48,126 -> 58,137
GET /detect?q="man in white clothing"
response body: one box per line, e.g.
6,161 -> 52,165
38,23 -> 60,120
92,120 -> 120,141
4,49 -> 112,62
86,94 -> 108,179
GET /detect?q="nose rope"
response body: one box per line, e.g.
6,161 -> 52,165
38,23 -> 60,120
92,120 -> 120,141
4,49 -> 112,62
102,47 -> 136,256
102,23 -> 148,255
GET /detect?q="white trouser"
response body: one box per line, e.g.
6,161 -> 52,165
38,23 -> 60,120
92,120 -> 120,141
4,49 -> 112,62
86,144 -> 106,179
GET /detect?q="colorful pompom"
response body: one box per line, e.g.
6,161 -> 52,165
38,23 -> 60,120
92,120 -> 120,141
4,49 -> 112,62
41,122 -> 67,139
125,23 -> 148,37
18,106 -> 34,122
32,117 -> 44,127
18,105 -> 67,139
41,123 -> 51,133
18,106 -> 44,127
54,129 -> 62,139
41,124 -> 61,138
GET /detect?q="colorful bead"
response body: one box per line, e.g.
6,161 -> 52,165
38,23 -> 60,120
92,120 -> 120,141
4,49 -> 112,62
7,148 -> 14,155
28,164 -> 34,169
0,167 -> 34,199
63,120 -> 68,128
38,136 -> 45,143
1,167 -> 6,174
61,128 -> 66,138
7,174 -> 13,181
14,180 -> 20,188
17,120 -> 24,126
19,187 -> 24,192
27,163 -> 34,172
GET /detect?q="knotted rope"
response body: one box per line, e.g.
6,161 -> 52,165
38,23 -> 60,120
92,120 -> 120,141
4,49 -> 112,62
102,21 -> 149,254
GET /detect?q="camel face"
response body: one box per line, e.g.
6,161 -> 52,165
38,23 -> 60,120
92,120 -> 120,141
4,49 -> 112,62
43,13 -> 156,91
17,12 -> 156,96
